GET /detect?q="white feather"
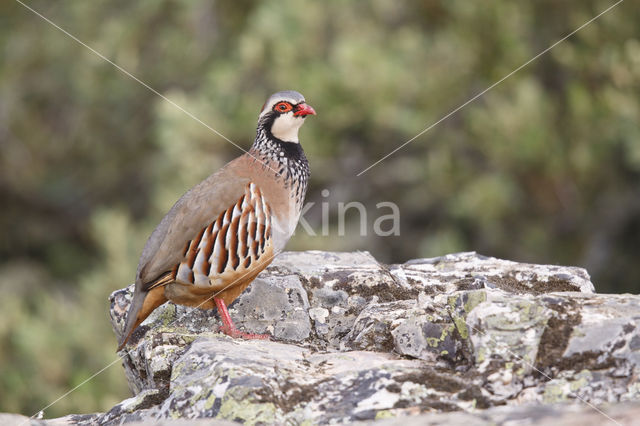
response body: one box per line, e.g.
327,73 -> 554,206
270,112 -> 306,143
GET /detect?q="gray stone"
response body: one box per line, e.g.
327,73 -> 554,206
23,251 -> 640,424
359,402 -> 640,425
232,274 -> 311,342
394,251 -> 595,294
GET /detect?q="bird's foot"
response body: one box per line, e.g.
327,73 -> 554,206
214,297 -> 270,340
219,325 -> 270,340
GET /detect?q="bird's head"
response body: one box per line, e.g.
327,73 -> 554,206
258,90 -> 316,143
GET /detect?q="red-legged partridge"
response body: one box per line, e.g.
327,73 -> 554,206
117,91 -> 315,350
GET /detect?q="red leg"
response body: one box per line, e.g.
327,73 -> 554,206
214,297 -> 269,340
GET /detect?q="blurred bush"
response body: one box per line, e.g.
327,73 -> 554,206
1,0 -> 638,417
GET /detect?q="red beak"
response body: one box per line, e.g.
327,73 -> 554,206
294,103 -> 316,117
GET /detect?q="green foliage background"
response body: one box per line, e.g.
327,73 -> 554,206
1,0 -> 638,418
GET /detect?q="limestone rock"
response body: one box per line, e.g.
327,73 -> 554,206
36,251 -> 640,424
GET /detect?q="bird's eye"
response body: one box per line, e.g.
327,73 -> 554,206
274,102 -> 292,113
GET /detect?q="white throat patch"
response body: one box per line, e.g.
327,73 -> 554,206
270,112 -> 305,143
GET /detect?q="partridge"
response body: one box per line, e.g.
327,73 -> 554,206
117,90 -> 315,350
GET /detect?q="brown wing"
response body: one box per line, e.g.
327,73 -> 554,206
158,181 -> 273,292
136,157 -> 252,288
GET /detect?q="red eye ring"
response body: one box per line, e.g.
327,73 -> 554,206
273,102 -> 293,113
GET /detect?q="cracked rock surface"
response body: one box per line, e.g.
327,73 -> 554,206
38,251 -> 640,424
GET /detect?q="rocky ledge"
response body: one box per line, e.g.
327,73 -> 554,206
36,252 -> 640,424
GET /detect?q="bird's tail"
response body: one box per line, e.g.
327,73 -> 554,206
117,285 -> 167,351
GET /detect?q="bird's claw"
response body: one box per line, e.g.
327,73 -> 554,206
219,325 -> 270,340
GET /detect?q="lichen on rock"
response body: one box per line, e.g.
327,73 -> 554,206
33,251 -> 640,424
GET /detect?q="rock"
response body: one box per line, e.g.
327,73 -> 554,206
360,402 -> 640,425
233,274 -> 312,342
32,251 -> 640,424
